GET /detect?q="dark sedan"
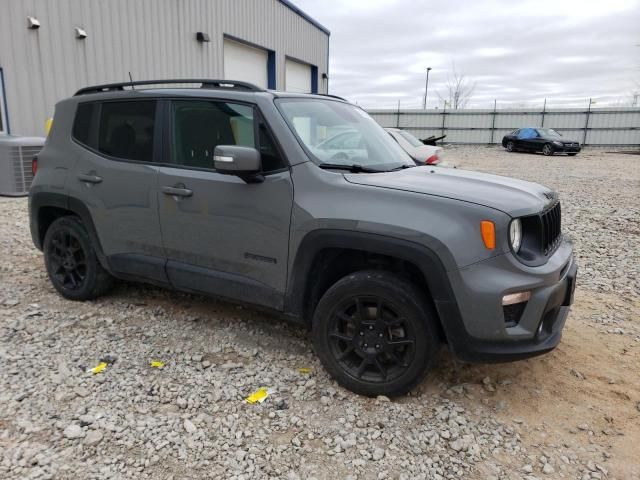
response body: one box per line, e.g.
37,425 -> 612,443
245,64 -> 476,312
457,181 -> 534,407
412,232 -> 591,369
502,128 -> 581,156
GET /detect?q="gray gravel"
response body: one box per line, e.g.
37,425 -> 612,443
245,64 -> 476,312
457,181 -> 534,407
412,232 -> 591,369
1,146 -> 638,479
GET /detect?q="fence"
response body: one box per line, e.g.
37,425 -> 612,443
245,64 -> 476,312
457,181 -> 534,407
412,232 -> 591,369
367,107 -> 640,146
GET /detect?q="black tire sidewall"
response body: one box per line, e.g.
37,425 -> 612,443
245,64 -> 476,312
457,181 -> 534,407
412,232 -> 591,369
543,143 -> 554,156
43,217 -> 102,301
506,141 -> 514,152
312,271 -> 438,397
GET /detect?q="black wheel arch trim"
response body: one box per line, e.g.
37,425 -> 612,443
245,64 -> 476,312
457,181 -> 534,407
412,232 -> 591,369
29,192 -> 109,269
284,229 -> 461,331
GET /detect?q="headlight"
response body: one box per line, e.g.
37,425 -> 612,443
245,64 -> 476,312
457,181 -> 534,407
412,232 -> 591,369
553,140 -> 563,146
509,218 -> 522,252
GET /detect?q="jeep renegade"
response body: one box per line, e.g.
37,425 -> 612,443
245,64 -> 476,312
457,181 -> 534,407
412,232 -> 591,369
29,79 -> 577,396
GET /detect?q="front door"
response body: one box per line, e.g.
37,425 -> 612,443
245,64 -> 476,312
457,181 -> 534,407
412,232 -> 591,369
66,99 -> 167,283
157,99 -> 293,310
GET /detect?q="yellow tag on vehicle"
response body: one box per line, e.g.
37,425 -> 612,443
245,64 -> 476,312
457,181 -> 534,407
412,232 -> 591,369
245,388 -> 270,404
89,362 -> 107,374
150,360 -> 165,368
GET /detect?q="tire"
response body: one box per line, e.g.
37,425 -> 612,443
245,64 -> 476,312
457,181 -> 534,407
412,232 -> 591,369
43,216 -> 113,301
506,141 -> 515,152
542,143 -> 554,156
312,270 -> 439,396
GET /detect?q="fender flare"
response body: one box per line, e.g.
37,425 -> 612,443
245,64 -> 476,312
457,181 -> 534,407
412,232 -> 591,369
29,192 -> 109,268
284,229 -> 460,325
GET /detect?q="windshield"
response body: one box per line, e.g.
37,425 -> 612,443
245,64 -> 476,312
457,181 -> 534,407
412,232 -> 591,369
397,130 -> 423,148
276,98 -> 414,170
536,128 -> 562,138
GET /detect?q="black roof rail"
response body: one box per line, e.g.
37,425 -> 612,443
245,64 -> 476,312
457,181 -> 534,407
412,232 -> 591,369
74,79 -> 264,96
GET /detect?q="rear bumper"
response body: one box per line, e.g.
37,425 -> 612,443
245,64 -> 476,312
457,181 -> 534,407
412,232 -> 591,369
441,238 -> 577,363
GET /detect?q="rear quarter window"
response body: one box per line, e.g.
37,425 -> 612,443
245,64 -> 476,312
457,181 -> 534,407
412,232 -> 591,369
72,103 -> 95,146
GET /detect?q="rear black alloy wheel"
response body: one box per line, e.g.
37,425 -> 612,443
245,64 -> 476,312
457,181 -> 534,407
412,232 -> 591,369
506,141 -> 515,152
542,143 -> 554,156
43,216 -> 113,300
47,230 -> 87,290
313,270 -> 438,396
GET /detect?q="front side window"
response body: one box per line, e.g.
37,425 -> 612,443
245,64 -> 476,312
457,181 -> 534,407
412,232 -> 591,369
97,101 -> 156,162
536,128 -> 562,138
276,99 -> 413,171
171,100 -> 255,170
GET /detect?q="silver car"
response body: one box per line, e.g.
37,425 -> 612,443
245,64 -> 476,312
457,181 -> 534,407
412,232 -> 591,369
386,127 -> 444,166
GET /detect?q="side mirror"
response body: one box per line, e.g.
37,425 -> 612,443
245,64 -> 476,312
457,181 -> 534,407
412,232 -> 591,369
214,145 -> 263,182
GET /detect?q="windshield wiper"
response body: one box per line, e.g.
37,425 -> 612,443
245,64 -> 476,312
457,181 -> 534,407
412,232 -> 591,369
389,164 -> 416,171
318,163 -> 384,173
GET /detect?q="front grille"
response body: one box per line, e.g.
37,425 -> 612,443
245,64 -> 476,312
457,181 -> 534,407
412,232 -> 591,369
541,201 -> 562,255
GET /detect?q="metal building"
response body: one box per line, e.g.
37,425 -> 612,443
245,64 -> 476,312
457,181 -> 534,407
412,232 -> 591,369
0,0 -> 330,137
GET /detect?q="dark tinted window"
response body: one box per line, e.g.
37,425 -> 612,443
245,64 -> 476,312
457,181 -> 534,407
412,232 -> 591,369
171,100 -> 254,169
258,121 -> 287,172
98,101 -> 156,162
72,103 -> 95,146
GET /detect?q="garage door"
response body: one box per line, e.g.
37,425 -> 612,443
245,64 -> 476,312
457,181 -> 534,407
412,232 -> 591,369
285,59 -> 311,93
223,39 -> 268,89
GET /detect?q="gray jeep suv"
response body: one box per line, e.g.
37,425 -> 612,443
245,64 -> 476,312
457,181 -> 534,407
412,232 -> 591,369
29,79 -> 577,396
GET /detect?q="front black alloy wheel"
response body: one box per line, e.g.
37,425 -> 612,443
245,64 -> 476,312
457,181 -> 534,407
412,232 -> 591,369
327,296 -> 416,383
43,216 -> 113,300
506,141 -> 515,152
313,270 -> 439,396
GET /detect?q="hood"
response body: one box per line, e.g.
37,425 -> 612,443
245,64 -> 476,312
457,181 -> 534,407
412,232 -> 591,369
344,166 -> 556,217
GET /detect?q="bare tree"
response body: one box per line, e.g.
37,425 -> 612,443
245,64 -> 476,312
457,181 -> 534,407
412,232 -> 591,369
437,67 -> 476,109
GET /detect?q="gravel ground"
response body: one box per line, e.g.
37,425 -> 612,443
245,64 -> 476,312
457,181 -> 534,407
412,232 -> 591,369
1,146 -> 639,480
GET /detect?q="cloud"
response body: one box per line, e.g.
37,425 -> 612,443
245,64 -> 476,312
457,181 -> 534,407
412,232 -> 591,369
294,0 -> 640,108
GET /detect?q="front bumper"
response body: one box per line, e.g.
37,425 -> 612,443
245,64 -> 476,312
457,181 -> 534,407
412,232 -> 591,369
442,237 -> 577,362
555,145 -> 581,153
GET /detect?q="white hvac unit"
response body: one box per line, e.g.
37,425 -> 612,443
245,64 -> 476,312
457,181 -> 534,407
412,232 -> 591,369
0,135 -> 45,196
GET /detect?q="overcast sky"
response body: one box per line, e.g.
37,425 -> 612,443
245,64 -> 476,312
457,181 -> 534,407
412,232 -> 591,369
295,0 -> 640,109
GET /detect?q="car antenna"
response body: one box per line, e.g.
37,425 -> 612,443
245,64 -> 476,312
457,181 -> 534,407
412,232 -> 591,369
128,72 -> 135,90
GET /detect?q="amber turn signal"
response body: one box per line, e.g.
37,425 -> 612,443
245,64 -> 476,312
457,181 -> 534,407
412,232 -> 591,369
480,221 -> 496,249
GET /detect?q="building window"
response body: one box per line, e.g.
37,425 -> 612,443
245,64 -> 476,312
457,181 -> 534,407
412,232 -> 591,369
0,68 -> 8,134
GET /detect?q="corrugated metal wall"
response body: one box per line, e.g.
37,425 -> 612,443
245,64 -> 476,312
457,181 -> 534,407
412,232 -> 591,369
0,0 -> 329,136
369,108 -> 640,146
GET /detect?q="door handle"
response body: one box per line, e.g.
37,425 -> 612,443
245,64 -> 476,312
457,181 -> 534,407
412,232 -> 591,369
77,173 -> 102,184
161,185 -> 193,198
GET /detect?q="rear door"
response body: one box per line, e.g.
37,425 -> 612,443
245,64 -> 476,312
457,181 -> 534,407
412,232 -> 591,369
66,99 -> 167,283
157,98 -> 293,309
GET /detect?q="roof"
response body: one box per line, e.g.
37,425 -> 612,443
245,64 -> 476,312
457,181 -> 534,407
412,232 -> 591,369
278,0 -> 330,35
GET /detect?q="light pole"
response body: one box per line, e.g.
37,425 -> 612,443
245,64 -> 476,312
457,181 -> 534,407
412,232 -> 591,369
422,67 -> 432,110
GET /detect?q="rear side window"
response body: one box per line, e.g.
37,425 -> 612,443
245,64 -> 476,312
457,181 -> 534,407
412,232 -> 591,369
97,101 -> 156,162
